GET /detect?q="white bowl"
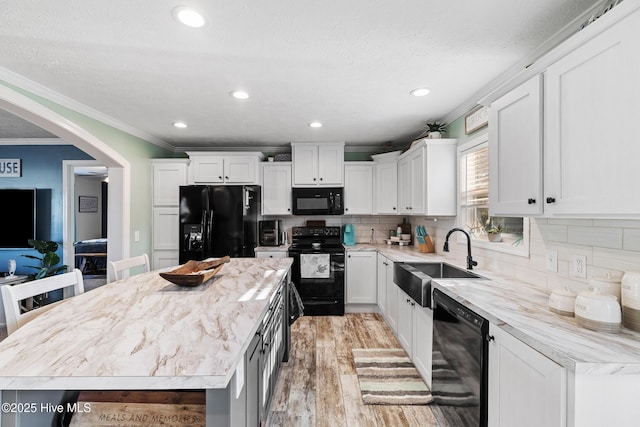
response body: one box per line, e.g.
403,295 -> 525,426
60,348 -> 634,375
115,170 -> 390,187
401,234 -> 411,241
390,236 -> 401,241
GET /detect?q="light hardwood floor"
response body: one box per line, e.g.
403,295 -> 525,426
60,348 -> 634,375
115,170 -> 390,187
268,313 -> 439,427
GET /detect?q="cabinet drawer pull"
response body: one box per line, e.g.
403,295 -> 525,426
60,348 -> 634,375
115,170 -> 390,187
527,198 -> 536,205
546,197 -> 556,204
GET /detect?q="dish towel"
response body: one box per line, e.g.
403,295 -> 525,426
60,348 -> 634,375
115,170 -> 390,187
300,253 -> 331,279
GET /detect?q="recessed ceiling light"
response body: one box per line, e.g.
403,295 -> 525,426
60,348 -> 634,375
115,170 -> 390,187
173,121 -> 188,128
309,122 -> 323,128
410,87 -> 431,97
173,6 -> 206,28
230,90 -> 250,100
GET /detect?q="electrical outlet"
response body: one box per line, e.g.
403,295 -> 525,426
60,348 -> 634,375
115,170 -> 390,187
572,255 -> 587,278
546,250 -> 558,272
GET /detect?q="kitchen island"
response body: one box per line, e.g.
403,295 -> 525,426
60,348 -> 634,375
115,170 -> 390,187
0,257 -> 292,426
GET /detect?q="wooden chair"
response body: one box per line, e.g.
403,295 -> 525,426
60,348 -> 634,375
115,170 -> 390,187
108,254 -> 150,282
1,269 -> 85,335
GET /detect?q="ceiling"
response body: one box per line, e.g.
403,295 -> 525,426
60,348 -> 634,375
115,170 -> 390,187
0,0 -> 603,152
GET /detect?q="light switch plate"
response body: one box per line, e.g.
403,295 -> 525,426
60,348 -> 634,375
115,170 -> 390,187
572,255 -> 587,278
546,250 -> 558,272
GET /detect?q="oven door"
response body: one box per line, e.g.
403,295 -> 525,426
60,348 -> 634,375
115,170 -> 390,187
289,250 -> 345,315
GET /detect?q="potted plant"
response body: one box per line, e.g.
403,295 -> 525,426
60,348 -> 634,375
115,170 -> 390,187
21,239 -> 68,307
425,122 -> 446,139
486,224 -> 503,242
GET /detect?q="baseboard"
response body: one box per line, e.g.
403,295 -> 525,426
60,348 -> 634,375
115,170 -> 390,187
345,304 -> 380,314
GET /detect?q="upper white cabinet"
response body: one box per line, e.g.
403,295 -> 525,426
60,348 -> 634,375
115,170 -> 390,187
346,251 -> 377,304
291,142 -> 344,186
544,9 -> 640,216
397,139 -> 457,216
489,75 -> 543,216
151,160 -> 188,206
187,152 -> 263,185
488,324 -> 566,427
373,159 -> 399,215
261,162 -> 292,215
344,162 -> 373,215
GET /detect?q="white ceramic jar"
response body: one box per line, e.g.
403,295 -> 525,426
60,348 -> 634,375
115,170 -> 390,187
621,271 -> 640,331
590,273 -> 621,301
548,288 -> 577,317
574,290 -> 621,333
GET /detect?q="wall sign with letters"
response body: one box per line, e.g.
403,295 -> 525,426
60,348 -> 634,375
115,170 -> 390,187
0,159 -> 22,177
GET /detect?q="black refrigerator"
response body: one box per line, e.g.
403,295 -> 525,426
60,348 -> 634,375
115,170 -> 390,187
179,185 -> 261,263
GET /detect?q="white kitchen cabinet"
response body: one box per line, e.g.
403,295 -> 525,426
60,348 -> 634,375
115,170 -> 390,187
151,160 -> 188,206
187,152 -> 263,184
261,162 -> 292,215
376,254 -> 392,319
291,142 -> 344,186
374,161 -> 398,214
488,324 -> 566,427
543,10 -> 640,216
396,288 -> 414,355
255,251 -> 288,259
344,163 -> 373,215
489,75 -> 543,216
153,207 -> 179,251
412,304 -> 433,388
346,251 -> 377,304
386,278 -> 398,334
397,139 -> 457,216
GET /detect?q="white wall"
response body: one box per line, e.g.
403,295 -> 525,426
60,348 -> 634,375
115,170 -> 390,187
74,175 -> 103,241
413,217 -> 640,293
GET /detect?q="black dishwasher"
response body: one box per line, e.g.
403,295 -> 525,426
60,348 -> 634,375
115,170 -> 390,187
431,288 -> 489,427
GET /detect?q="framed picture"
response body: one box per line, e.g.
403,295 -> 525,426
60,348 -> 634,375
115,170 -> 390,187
465,106 -> 488,135
78,196 -> 99,213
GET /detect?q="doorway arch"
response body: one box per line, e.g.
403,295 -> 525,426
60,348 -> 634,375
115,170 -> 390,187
0,84 -> 130,280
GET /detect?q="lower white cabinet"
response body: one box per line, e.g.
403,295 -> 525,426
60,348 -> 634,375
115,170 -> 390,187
376,254 -> 392,319
255,251 -> 288,259
152,207 -> 179,270
152,251 -> 179,270
346,251 -> 377,304
386,272 -> 399,333
412,303 -> 433,388
397,289 -> 414,354
488,323 -> 566,427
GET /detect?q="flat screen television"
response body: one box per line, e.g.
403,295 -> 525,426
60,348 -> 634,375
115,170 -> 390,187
0,188 -> 36,248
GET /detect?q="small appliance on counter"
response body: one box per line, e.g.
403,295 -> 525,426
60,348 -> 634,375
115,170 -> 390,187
343,224 -> 355,246
259,220 -> 283,246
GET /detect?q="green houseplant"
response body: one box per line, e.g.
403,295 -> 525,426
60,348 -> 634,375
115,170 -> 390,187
22,239 -> 67,280
485,223 -> 503,242
425,122 -> 447,139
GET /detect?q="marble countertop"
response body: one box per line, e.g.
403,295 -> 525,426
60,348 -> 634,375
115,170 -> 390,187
0,257 -> 293,390
254,245 -> 290,252
347,243 -> 640,375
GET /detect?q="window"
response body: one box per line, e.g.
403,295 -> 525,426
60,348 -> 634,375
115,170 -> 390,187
458,134 -> 529,256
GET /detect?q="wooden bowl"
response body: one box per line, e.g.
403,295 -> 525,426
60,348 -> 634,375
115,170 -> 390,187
160,256 -> 230,287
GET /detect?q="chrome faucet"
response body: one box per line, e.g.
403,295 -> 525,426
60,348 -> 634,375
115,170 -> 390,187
443,228 -> 478,270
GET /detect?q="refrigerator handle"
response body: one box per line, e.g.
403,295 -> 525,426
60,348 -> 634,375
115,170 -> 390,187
206,209 -> 215,256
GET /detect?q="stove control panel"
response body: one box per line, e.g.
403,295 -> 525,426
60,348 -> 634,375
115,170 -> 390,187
292,226 -> 341,237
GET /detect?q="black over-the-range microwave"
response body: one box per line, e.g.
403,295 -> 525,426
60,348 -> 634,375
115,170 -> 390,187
291,187 -> 344,215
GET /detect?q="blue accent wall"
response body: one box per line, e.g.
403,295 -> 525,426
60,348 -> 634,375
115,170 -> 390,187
0,145 -> 92,275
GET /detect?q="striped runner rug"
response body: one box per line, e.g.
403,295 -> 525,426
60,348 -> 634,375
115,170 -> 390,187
352,348 -> 433,405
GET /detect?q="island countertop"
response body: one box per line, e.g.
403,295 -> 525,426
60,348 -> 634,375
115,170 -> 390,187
0,257 -> 293,390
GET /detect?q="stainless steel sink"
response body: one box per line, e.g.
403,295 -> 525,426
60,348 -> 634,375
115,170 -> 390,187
392,262 -> 485,307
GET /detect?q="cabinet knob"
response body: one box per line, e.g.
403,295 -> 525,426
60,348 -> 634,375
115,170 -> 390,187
345,208 -> 349,211
411,302 -> 415,307
527,198 -> 536,205
218,176 -> 222,180
406,298 -> 410,303
313,178 -> 317,181
348,255 -> 351,258
287,208 -> 291,212
320,177 -> 323,181
393,207 -> 396,210
486,335 -> 495,343
546,197 -> 556,204
225,176 -> 229,180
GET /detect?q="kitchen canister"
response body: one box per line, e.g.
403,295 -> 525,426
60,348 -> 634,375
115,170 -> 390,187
621,270 -> 640,332
589,272 -> 621,301
548,287 -> 577,317
574,289 -> 621,333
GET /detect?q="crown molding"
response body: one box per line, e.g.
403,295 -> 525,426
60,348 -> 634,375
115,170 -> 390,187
0,67 -> 174,151
0,137 -> 66,145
